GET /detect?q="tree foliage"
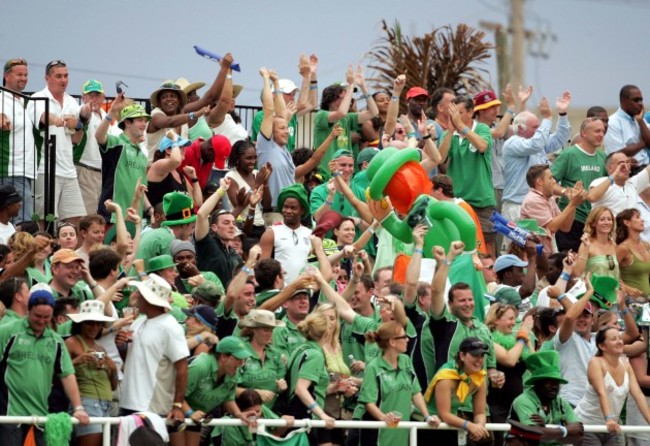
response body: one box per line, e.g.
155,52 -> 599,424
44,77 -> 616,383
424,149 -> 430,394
366,20 -> 494,106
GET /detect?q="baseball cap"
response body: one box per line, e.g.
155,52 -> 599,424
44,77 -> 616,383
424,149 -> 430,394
493,254 -> 528,273
273,79 -> 298,95
215,336 -> 252,359
406,87 -> 429,100
51,249 -> 84,265
82,79 -> 104,95
473,90 -> 501,112
159,136 -> 192,152
459,337 -> 489,356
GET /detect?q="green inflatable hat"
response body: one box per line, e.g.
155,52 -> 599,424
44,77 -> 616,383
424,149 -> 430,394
590,274 -> 619,309
524,351 -> 568,385
366,147 -> 420,200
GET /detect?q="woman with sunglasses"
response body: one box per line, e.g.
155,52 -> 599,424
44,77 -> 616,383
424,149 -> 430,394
423,336 -> 491,446
355,321 -> 439,446
485,303 -> 534,446
575,326 -> 650,446
573,207 -> 620,280
616,208 -> 650,298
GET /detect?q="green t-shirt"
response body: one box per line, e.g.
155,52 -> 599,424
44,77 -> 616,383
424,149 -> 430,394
251,110 -> 298,152
286,340 -> 329,414
0,318 -> 74,416
341,305 -> 381,376
237,340 -> 287,407
134,227 -> 175,266
0,309 -> 22,326
313,111 -> 360,180
510,387 -> 579,446
50,281 -> 93,304
444,122 -> 495,208
551,145 -> 607,223
272,317 -> 305,360
185,352 -> 238,412
355,354 -> 421,446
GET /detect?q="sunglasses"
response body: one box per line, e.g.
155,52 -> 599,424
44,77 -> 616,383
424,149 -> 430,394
631,97 -> 644,103
606,254 -> 616,271
462,341 -> 488,352
4,58 -> 27,72
46,59 -> 66,73
395,129 -> 405,135
392,335 -> 408,340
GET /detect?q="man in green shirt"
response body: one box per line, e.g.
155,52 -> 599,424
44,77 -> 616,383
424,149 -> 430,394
48,249 -> 96,303
272,289 -> 309,359
551,118 -> 607,251
510,351 -> 583,446
0,288 -> 89,445
0,277 -> 29,325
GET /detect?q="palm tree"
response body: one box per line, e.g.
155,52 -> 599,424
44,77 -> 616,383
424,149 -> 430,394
366,20 -> 493,106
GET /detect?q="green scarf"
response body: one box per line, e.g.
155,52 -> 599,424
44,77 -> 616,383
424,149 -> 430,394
492,330 -> 530,361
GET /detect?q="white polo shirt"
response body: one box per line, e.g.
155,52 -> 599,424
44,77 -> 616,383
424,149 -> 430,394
0,90 -> 36,179
590,168 -> 650,215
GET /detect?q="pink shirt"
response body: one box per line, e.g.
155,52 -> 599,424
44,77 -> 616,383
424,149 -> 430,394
520,189 -> 560,254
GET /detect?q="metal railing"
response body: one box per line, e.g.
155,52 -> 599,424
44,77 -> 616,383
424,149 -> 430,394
2,416 -> 650,446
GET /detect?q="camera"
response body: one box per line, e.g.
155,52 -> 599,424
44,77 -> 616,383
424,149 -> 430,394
92,351 -> 105,360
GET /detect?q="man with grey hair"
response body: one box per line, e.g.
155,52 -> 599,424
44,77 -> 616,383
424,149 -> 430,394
502,93 -> 571,222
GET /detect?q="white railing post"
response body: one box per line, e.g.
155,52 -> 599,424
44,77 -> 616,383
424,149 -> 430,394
410,426 -> 418,445
102,421 -> 111,446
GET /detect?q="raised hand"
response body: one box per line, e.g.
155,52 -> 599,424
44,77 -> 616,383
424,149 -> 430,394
298,55 -> 310,76
518,85 -> 533,104
539,97 -> 552,119
556,90 -> 572,114
219,177 -> 231,191
309,54 -> 319,75
502,83 -> 515,108
221,53 -> 234,69
345,65 -> 354,86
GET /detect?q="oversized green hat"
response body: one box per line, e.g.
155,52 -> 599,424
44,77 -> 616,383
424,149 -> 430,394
366,147 -> 420,200
277,184 -> 310,219
590,274 -> 619,309
146,254 -> 176,273
161,192 -> 197,227
517,219 -> 547,237
524,351 -> 568,385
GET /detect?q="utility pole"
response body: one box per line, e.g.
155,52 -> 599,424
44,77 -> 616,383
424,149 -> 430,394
511,0 -> 525,92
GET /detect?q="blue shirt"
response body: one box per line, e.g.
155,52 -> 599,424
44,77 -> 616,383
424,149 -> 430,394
256,133 -> 296,208
502,116 -> 570,204
605,108 -> 650,164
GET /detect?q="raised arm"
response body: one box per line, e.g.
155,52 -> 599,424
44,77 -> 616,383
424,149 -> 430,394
354,66 -> 379,124
147,131 -> 183,181
269,70 -> 287,123
205,66 -> 233,128
185,53 -> 232,112
491,84 -> 516,139
294,126 -> 342,180
404,225 -> 427,306
195,178 -> 229,242
95,93 -> 126,146
384,75 -> 405,136
558,274 -> 594,343
430,242 -> 465,317
258,67 -> 274,139
314,267 -> 357,323
295,55 -> 316,116
327,66 -> 355,123
449,103 -> 488,153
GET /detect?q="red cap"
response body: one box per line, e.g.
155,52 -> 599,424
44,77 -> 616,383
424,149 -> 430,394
210,135 -> 232,169
473,90 -> 501,112
406,87 -> 429,100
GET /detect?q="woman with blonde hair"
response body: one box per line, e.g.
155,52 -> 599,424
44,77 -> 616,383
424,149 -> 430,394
356,321 -> 440,446
573,206 -> 619,279
282,312 -> 336,445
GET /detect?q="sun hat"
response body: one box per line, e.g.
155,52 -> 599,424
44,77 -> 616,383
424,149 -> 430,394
82,79 -> 104,95
51,249 -> 84,265
238,309 -> 286,329
173,77 -> 206,95
473,90 -> 501,112
146,254 -> 177,274
160,192 -> 196,227
406,87 -> 429,100
215,336 -> 252,359
68,300 -> 116,323
524,351 -> 568,385
182,305 -> 218,331
118,104 -> 150,130
128,273 -> 172,309
494,254 -> 528,273
150,82 -> 188,109
192,281 -> 224,305
233,84 -> 243,99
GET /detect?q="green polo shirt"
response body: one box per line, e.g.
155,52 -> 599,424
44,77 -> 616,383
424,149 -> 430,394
255,289 -> 280,307
510,387 -> 579,446
272,316 -> 305,360
134,227 -> 175,265
0,309 -> 22,326
210,405 -> 279,446
0,317 -> 74,416
186,352 -> 238,413
50,281 -> 93,303
341,305 -> 381,376
351,314 -> 417,365
237,340 -> 286,407
355,354 -> 421,446
286,340 -> 329,415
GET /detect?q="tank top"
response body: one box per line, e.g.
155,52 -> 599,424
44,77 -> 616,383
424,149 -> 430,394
75,336 -> 113,401
620,249 -> 650,296
225,169 -> 264,226
270,223 -> 312,284
586,255 -> 620,279
147,171 -> 187,209
574,359 -> 629,424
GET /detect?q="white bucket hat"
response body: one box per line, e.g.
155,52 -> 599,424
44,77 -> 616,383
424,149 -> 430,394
238,309 -> 286,328
68,300 -> 116,323
129,274 -> 172,309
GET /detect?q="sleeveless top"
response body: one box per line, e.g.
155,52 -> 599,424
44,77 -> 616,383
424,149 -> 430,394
75,336 -> 113,401
620,250 -> 650,296
270,223 -> 312,284
147,170 -> 187,209
574,359 -> 629,424
225,169 -> 264,226
586,255 -> 620,279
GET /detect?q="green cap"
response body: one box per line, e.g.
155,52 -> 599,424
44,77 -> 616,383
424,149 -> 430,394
332,149 -> 354,160
192,281 -> 225,305
82,79 -> 104,95
215,336 -> 251,360
104,221 -> 136,245
524,351 -> 568,385
119,104 -> 150,129
161,192 -> 197,227
357,147 -> 379,167
146,254 -> 177,273
277,184 -> 310,219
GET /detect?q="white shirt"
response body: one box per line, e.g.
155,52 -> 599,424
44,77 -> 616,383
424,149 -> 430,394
590,168 -> 650,215
553,331 -> 597,407
605,108 -> 649,165
271,223 -> 312,284
212,114 -> 248,146
120,313 -> 189,413
77,109 -> 105,169
0,221 -> 15,244
0,90 -> 36,179
27,87 -> 80,178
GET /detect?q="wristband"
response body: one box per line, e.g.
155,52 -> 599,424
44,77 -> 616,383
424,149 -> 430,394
104,114 -> 113,122
461,127 -> 470,136
558,112 -> 567,116
422,133 -> 432,140
463,420 -> 469,431
332,171 -> 342,178
188,112 -> 196,120
367,226 -> 375,235
605,414 -> 616,421
325,199 -> 334,206
274,90 -> 283,95
242,265 -> 254,276
185,409 -> 194,417
191,178 -> 199,183
442,259 -> 452,267
195,334 -> 203,344
414,248 -> 424,255
560,272 -> 571,281
138,271 -> 147,278
216,188 -> 225,198
425,415 -> 432,423
310,80 -> 318,84
506,109 -> 515,115
621,307 -> 631,316
73,406 -> 85,412
557,293 -> 567,302
608,175 -> 614,185
360,94 -> 369,100
558,425 -> 567,438
309,85 -> 318,90
517,338 -> 527,345
391,95 -> 399,102
307,402 -> 318,412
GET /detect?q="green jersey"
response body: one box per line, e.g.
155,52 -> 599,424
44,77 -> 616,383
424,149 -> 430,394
237,340 -> 287,407
186,352 -> 237,412
272,317 -> 305,361
313,111 -> 360,180
285,340 -> 329,416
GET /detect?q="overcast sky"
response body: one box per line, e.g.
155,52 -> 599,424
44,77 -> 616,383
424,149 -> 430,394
3,0 -> 648,109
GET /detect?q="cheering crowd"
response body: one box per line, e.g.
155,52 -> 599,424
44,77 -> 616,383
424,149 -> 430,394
2,52 -> 650,446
